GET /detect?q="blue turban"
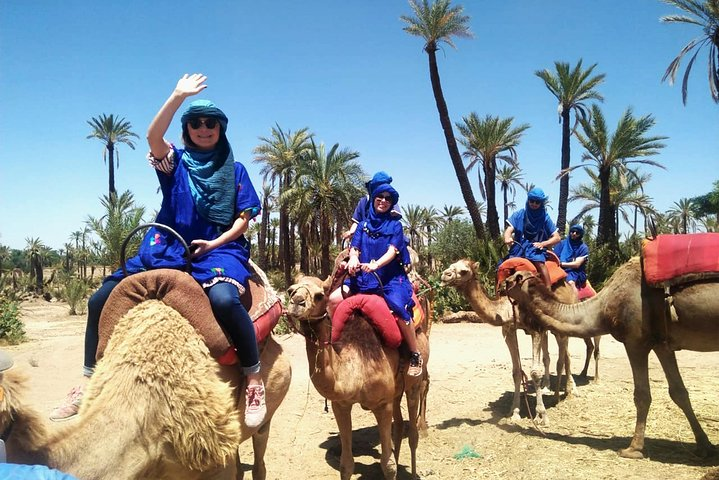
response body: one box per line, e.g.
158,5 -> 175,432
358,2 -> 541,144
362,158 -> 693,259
180,99 -> 228,133
527,187 -> 548,203
366,171 -> 393,195
365,183 -> 400,236
569,224 -> 584,239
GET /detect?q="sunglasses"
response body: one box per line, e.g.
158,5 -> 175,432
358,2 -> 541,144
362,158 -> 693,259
188,118 -> 218,130
375,194 -> 392,201
528,199 -> 542,205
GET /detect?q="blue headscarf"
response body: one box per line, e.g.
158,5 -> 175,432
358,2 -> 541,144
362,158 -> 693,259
365,171 -> 393,195
179,100 -> 235,226
523,187 -> 549,239
558,224 -> 588,263
365,183 -> 400,236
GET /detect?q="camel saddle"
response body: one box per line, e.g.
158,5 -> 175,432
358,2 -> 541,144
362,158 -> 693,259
97,265 -> 282,366
642,233 -> 719,288
332,291 -> 425,348
496,254 -> 567,291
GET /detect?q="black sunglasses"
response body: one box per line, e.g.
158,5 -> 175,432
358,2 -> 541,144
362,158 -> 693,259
188,118 -> 218,130
375,194 -> 392,201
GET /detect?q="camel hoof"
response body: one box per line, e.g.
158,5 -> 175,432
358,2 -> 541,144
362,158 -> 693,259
618,447 -> 644,459
509,408 -> 521,424
539,387 -> 552,396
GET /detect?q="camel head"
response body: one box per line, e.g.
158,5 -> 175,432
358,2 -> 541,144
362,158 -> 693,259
440,259 -> 478,288
503,270 -> 552,306
286,275 -> 333,321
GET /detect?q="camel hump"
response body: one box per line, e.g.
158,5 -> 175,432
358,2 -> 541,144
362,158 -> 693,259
643,233 -> 719,287
98,265 -> 282,363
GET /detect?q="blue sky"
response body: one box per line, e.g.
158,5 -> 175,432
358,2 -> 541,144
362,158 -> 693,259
1,0 -> 717,250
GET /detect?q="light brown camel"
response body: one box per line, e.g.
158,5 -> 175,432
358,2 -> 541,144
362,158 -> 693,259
503,256 -> 719,459
2,300 -> 242,479
95,266 -> 292,480
286,274 -> 430,480
441,259 -> 581,425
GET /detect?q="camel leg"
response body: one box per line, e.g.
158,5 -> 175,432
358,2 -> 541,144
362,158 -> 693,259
540,331 -> 551,394
619,343 -> 652,459
404,381 -> 422,479
417,372 -> 430,437
250,420 -> 271,480
373,402 -> 397,480
529,330 -> 548,426
331,402 -> 355,480
593,335 -> 601,382
579,338 -> 594,378
502,323 -> 523,422
392,395 -> 404,466
557,335 -> 579,399
653,344 -> 715,458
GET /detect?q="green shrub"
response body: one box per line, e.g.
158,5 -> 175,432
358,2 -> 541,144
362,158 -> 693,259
0,299 -> 26,344
65,278 -> 89,315
428,274 -> 471,319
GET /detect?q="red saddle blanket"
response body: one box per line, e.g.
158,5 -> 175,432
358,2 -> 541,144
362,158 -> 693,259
577,280 -> 597,301
98,268 -> 281,366
496,256 -> 567,290
331,292 -> 424,348
643,233 -> 719,287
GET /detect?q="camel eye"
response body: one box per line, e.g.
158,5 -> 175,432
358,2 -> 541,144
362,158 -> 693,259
314,292 -> 325,302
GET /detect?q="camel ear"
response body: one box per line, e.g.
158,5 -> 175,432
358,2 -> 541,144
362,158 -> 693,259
471,261 -> 481,276
322,275 -> 333,292
293,273 -> 305,283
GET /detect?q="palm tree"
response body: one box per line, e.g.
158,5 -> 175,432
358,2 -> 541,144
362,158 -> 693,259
421,206 -> 440,272
0,245 -> 9,278
253,125 -> 314,286
455,113 -> 529,237
86,191 -> 146,270
535,59 -> 605,234
401,0 -> 485,239
666,198 -> 698,233
257,181 -> 276,269
661,0 -> 719,104
571,106 -> 666,246
86,114 -> 139,197
402,204 -> 425,253
24,237 -> 46,293
440,204 -> 465,225
569,169 -> 657,238
495,164 -> 524,229
282,141 -> 364,277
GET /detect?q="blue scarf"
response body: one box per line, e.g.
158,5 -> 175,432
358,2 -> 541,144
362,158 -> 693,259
559,225 -> 586,262
523,187 -> 549,240
180,100 -> 235,226
364,183 -> 399,237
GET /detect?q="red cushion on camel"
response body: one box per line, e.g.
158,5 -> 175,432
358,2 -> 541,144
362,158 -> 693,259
332,294 -> 403,348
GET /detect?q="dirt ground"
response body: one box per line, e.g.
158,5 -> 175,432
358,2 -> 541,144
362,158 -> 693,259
6,298 -> 719,480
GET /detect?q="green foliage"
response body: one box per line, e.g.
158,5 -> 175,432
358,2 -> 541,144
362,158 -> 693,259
87,190 -> 145,270
64,277 -> 89,315
266,269 -> 288,294
0,299 -> 25,344
428,274 -> 470,318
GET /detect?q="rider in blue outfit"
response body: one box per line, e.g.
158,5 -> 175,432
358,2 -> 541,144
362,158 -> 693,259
554,224 -> 589,289
503,187 -> 561,288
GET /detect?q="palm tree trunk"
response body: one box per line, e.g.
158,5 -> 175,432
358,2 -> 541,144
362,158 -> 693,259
280,174 -> 292,286
483,155 -> 500,237
556,108 -> 571,235
258,198 -> 269,269
503,187 -> 509,227
425,45 -> 485,239
300,223 -> 309,273
597,167 -> 614,246
108,144 -> 116,197
320,213 -> 331,277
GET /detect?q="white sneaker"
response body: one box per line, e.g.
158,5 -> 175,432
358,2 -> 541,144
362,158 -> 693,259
244,383 -> 267,428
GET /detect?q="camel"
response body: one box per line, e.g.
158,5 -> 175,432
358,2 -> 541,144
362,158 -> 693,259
441,259 -> 582,425
285,274 -> 430,480
2,300 -> 242,479
503,256 -> 719,459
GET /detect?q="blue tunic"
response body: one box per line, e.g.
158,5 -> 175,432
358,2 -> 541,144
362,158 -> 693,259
347,219 -> 414,321
506,208 -> 557,263
554,238 -> 589,286
107,146 -> 260,293
351,196 -> 411,267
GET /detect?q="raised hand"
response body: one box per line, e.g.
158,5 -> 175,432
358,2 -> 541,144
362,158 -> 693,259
175,73 -> 208,98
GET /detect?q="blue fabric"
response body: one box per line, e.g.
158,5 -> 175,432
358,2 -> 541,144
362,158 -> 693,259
554,237 -> 589,286
348,190 -> 414,321
527,187 -> 548,202
365,171 -> 393,194
179,100 -> 235,225
506,201 -> 557,263
0,464 -> 78,480
365,183 -> 400,237
569,224 -> 584,238
107,156 -> 260,289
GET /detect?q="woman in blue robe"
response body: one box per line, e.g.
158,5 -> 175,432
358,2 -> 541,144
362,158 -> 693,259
554,224 -> 589,288
52,74 -> 266,427
502,187 -> 561,288
344,183 -> 423,376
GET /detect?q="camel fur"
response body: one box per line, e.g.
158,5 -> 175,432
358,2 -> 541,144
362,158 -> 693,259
2,300 -> 241,479
441,259 -> 582,425
503,256 -> 719,459
286,274 -> 430,480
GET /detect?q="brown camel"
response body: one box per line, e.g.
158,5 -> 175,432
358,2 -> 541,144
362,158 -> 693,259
95,266 -> 292,480
2,300 -> 242,479
503,256 -> 719,459
286,274 -> 430,480
441,259 -> 581,425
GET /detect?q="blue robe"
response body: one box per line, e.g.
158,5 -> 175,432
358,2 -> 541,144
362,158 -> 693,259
107,145 -> 260,293
506,207 -> 557,263
554,238 -> 589,286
